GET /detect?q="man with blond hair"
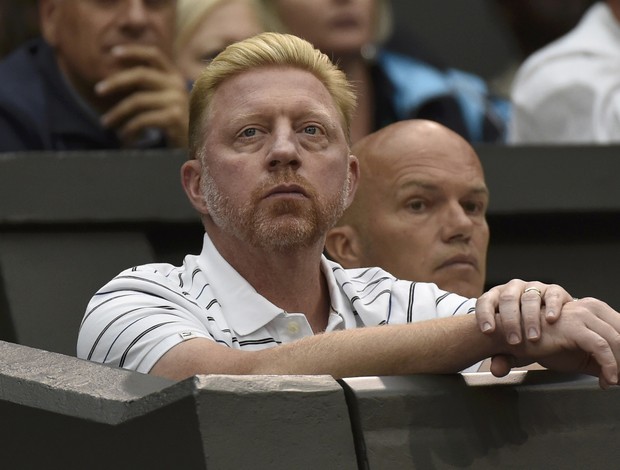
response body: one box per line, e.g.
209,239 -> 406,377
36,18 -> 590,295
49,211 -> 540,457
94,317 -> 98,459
79,33 -> 620,388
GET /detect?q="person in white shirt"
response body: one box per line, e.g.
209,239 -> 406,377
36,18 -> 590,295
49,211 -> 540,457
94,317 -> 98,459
510,0 -> 620,143
78,33 -> 620,388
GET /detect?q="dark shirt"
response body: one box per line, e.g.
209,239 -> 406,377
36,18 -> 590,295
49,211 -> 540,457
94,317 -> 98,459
0,38 -> 166,152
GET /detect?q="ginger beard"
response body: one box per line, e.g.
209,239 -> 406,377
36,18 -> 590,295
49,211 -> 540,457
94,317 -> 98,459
201,165 -> 351,251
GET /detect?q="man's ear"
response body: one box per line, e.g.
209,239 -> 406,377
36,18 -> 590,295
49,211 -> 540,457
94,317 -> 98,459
325,225 -> 362,268
345,154 -> 360,208
40,0 -> 60,46
181,159 -> 209,215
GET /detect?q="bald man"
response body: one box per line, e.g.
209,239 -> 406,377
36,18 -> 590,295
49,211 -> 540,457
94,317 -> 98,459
325,119 -> 489,298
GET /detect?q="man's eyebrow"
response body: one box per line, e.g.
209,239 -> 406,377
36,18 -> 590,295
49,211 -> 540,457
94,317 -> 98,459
227,109 -> 338,128
227,112 -> 264,128
399,180 -> 490,197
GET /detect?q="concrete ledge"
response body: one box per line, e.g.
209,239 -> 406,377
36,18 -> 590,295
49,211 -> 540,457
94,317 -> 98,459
0,341 -> 357,469
193,375 -> 358,469
0,341 -> 178,424
341,372 -> 620,469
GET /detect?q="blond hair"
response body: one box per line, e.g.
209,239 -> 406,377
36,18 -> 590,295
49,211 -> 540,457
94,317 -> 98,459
188,32 -> 357,157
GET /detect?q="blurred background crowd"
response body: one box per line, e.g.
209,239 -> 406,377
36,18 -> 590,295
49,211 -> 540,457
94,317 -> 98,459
0,0 -> 607,150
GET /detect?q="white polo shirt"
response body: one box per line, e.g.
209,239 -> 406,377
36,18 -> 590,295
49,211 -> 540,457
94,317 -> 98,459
509,2 -> 620,143
77,233 -> 477,374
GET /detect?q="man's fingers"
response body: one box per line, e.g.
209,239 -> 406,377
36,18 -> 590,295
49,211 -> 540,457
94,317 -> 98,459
96,67 -> 182,97
497,280 -> 530,345
576,328 -> 618,387
475,289 -> 500,333
109,44 -> 174,71
542,284 -> 572,323
540,304 -> 620,387
102,90 -> 178,127
119,108 -> 188,147
520,285 -> 544,342
100,86 -> 189,148
475,279 -> 526,337
489,354 -> 516,378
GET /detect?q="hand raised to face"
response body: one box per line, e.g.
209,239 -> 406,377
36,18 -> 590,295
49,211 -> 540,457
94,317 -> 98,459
96,44 -> 189,148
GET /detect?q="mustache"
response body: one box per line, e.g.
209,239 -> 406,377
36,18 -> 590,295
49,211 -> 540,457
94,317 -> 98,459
255,173 -> 319,199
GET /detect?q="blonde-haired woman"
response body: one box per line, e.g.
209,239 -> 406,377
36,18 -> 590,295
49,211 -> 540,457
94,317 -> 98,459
176,0 -> 263,82
256,0 -> 508,143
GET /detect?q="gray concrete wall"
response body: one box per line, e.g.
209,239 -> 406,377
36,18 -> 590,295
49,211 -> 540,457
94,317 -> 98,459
1,340 -> 619,469
0,341 -> 357,469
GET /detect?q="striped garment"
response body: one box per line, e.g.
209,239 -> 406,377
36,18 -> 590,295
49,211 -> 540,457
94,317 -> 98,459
77,233 -> 477,374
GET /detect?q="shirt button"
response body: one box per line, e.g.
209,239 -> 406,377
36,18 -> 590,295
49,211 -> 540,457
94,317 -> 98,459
287,322 -> 300,334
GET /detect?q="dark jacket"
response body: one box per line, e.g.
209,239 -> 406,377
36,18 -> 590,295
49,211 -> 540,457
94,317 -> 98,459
0,38 -> 165,152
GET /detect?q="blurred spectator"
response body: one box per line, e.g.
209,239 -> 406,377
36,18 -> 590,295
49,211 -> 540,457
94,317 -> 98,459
0,0 -> 189,152
325,120 -> 489,298
490,0 -> 596,98
256,0 -> 509,143
0,0 -> 39,59
509,0 -> 620,143
175,0 -> 262,82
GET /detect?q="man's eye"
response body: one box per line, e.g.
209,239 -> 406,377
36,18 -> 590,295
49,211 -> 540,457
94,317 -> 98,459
241,128 -> 257,138
304,126 -> 318,135
463,201 -> 484,215
408,200 -> 427,211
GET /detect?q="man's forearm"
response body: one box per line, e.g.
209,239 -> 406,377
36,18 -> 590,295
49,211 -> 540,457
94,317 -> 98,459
250,314 -> 501,378
150,314 -> 502,381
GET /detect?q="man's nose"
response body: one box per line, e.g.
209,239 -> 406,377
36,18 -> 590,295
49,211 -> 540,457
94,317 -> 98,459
267,129 -> 300,171
119,0 -> 149,32
441,202 -> 474,242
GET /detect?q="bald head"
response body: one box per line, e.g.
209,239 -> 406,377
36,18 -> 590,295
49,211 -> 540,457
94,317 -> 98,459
326,119 -> 490,298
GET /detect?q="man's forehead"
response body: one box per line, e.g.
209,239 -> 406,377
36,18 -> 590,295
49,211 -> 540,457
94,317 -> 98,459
366,144 -> 482,177
366,149 -> 487,195
214,66 -> 332,99
209,66 -> 342,123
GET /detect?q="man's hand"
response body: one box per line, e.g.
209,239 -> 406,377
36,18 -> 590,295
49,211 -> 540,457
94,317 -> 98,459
475,279 -> 572,344
95,44 -> 189,148
506,297 -> 620,389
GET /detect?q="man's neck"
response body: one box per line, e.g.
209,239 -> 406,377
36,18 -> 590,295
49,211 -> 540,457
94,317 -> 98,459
207,229 -> 332,334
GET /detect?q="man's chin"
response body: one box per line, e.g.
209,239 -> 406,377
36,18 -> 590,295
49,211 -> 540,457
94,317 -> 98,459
248,212 -> 323,248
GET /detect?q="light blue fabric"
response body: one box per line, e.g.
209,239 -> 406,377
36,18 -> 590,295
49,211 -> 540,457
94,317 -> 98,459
377,49 -> 510,142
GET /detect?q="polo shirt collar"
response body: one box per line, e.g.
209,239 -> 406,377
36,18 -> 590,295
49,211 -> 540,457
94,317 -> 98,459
197,233 -> 286,336
197,233 -> 346,336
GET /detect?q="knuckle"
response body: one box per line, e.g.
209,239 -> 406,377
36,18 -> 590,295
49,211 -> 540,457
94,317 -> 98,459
609,332 -> 620,350
581,296 -> 607,308
544,289 -> 561,299
593,336 -> 609,352
499,292 -> 519,304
